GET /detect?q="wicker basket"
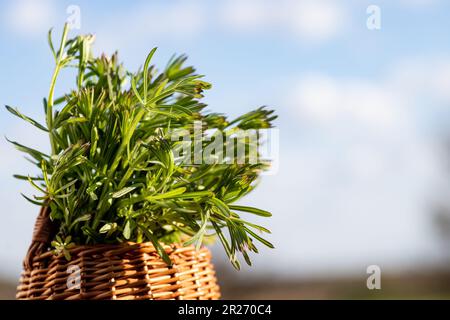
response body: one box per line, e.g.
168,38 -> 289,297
16,207 -> 221,300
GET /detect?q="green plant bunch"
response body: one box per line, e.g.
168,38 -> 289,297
6,24 -> 277,269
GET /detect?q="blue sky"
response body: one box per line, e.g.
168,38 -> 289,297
1,0 -> 450,280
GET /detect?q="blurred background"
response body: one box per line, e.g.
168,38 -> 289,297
1,0 -> 450,299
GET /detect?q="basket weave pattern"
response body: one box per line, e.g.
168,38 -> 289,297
17,243 -> 221,300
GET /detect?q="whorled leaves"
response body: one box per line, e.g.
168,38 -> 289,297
6,24 -> 277,269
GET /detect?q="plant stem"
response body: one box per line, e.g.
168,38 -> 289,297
47,23 -> 70,155
91,107 -> 146,230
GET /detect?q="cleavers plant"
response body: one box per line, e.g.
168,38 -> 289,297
6,24 -> 277,269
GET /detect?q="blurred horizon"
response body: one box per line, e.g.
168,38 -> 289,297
1,0 -> 450,299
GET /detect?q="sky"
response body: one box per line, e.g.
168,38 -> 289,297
1,0 -> 450,281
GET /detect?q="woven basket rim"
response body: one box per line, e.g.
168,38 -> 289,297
30,242 -> 198,264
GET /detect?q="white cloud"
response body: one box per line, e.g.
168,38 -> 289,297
93,1 -> 206,55
284,0 -> 346,43
221,0 -> 347,44
221,0 -> 272,32
290,58 -> 450,137
290,73 -> 405,131
388,57 -> 450,105
287,58 -> 450,185
5,0 -> 56,37
399,0 -> 439,8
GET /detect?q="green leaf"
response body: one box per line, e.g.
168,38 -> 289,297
60,117 -> 88,125
48,28 -> 57,61
237,219 -> 271,234
144,187 -> 187,201
212,221 -> 240,270
170,190 -> 213,199
21,193 -> 45,206
27,175 -> 46,193
63,249 -> 72,261
13,174 -> 44,181
242,250 -> 252,266
5,137 -> 50,162
140,226 -> 172,266
143,47 -> 157,103
55,179 -> 78,193
123,220 -> 132,239
81,225 -> 101,242
157,104 -> 193,115
209,197 -> 231,217
112,186 -> 137,199
69,214 -> 92,230
183,209 -> 210,250
100,222 -> 117,234
131,76 -> 144,104
244,227 -> 274,249
228,205 -> 272,217
5,106 -> 48,132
